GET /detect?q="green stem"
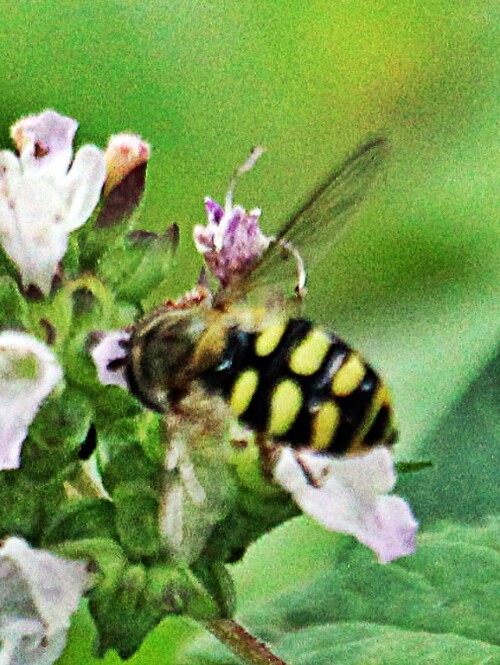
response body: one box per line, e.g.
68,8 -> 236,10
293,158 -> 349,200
206,619 -> 289,665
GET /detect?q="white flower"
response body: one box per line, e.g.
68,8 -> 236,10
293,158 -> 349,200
274,446 -> 418,563
0,331 -> 62,470
0,537 -> 89,665
0,110 -> 106,294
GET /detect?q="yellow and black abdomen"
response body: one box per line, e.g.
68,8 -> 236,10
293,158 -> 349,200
200,318 -> 397,455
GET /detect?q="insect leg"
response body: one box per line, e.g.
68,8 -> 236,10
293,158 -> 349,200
275,238 -> 308,300
293,451 -> 322,488
255,432 -> 279,481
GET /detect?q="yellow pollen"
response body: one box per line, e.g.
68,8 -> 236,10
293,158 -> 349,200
268,379 -> 303,436
255,322 -> 286,357
311,401 -> 340,450
332,353 -> 366,396
230,369 -> 259,416
289,329 -> 331,376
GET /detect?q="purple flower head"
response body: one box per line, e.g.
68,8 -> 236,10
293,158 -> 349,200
194,199 -> 269,288
193,147 -> 269,288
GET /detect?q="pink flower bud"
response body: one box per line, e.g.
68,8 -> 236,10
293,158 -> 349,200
104,133 -> 151,196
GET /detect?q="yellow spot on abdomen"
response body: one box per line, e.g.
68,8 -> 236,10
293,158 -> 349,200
230,369 -> 259,416
289,329 -> 331,376
358,383 -> 390,440
268,379 -> 303,436
332,353 -> 365,396
255,322 -> 286,357
311,401 -> 340,450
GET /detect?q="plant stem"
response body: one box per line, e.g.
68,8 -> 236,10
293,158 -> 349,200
206,619 -> 289,665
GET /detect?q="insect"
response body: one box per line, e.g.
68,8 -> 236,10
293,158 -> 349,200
125,138 -> 397,472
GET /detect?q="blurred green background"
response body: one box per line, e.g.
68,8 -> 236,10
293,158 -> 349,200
0,1 -> 498,662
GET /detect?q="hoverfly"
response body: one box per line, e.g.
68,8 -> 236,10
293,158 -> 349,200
126,138 -> 396,480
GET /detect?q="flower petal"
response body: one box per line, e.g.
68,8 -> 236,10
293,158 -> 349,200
11,110 -> 78,179
0,150 -> 22,197
63,145 -> 106,231
273,447 -> 418,563
0,332 -> 62,470
0,537 -> 89,665
0,175 -> 69,294
204,197 -> 224,225
89,329 -> 131,389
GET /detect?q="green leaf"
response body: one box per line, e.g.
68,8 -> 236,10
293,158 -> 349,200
74,203 -> 124,272
0,243 -> 18,283
58,610 -> 200,665
399,349 -> 500,525
54,539 -> 177,659
62,234 -> 81,281
113,482 -> 162,560
0,471 -> 63,543
100,439 -> 161,496
275,624 -> 500,665
0,275 -> 29,328
92,388 -> 145,425
29,385 -> 91,444
180,624 -> 500,665
42,498 -> 117,546
98,229 -> 177,305
92,562 -> 151,658
86,556 -> 219,659
23,387 -> 92,479
57,601 -> 124,665
28,285 -> 74,345
179,518 -> 500,664
191,563 -> 237,619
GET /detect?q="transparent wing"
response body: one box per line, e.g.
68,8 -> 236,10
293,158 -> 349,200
223,137 -> 387,304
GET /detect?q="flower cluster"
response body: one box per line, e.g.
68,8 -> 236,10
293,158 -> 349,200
0,110 -> 151,664
0,111 -> 418,664
0,110 -> 150,295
